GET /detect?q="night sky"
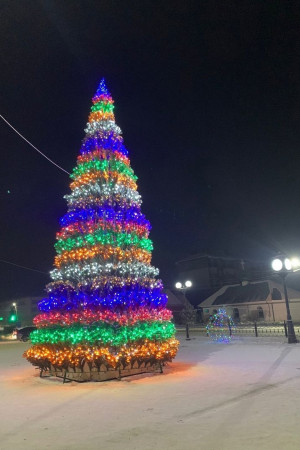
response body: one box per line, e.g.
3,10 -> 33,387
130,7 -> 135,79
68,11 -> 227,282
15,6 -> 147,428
1,1 -> 299,300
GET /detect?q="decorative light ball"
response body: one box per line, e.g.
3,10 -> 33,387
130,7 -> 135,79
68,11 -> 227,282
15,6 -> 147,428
272,259 -> 283,271
206,308 -> 235,343
185,280 -> 192,288
175,282 -> 182,289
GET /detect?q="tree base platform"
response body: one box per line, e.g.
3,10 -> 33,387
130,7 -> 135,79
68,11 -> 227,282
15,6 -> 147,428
39,362 -> 163,382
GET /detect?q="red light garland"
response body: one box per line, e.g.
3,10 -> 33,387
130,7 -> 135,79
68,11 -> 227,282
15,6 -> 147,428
34,307 -> 173,328
57,219 -> 149,241
77,149 -> 130,166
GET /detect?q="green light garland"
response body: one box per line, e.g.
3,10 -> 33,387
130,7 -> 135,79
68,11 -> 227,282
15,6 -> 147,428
91,101 -> 114,113
30,321 -> 175,346
71,159 -> 137,181
55,229 -> 153,254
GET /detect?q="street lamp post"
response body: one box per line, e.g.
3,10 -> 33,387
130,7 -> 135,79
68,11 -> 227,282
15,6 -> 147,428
271,256 -> 297,344
175,280 -> 193,339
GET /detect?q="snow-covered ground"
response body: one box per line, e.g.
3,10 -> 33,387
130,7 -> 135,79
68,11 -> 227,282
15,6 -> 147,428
1,335 -> 300,450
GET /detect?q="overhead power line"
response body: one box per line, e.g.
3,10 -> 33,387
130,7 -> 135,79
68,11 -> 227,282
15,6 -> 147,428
0,258 -> 48,275
0,114 -> 70,175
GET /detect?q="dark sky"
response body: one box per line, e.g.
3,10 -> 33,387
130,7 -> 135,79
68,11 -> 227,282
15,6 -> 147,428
0,0 -> 299,299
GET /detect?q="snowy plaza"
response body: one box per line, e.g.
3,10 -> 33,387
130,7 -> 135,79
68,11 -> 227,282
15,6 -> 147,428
1,334 -> 300,450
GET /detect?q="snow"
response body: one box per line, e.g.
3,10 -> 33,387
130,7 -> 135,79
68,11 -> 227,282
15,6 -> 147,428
1,335 -> 300,449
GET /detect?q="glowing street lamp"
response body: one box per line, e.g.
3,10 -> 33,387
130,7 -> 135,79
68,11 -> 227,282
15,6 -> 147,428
271,256 -> 297,344
175,280 -> 192,291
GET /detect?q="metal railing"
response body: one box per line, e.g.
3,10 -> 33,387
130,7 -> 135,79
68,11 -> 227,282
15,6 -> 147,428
176,321 -> 300,339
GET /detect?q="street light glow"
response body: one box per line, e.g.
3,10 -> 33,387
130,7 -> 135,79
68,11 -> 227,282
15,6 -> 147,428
185,280 -> 192,288
272,259 -> 283,271
291,258 -> 300,268
175,282 -> 182,289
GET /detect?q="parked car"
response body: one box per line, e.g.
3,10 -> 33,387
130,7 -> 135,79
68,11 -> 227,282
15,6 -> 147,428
16,326 -> 36,342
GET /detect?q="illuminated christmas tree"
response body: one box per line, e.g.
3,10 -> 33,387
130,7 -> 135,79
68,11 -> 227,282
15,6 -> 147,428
24,79 -> 179,381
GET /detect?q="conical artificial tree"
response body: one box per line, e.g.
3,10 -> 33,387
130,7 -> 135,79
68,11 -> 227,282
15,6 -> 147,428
25,79 -> 179,381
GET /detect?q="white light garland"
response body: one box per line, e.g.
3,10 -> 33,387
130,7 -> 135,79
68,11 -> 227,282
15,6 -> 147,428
50,261 -> 159,281
84,120 -> 122,136
64,182 -> 142,206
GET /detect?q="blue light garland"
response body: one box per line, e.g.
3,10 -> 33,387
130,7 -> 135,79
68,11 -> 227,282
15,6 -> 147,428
38,283 -> 168,312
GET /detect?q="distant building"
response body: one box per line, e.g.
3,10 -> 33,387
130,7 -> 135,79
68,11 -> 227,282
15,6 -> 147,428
175,253 -> 270,307
199,279 -> 300,323
165,289 -> 195,324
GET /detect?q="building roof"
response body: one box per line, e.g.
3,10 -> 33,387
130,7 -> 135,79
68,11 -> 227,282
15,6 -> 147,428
212,282 -> 269,305
165,289 -> 192,311
199,279 -> 300,308
176,253 -> 242,264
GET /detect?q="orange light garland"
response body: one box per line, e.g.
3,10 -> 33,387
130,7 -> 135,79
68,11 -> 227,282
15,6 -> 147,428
25,338 -> 179,370
88,111 -> 115,122
70,170 -> 137,191
54,244 -> 152,267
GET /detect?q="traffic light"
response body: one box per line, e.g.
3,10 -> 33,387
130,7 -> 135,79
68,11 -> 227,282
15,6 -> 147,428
9,313 -> 17,323
9,308 -> 17,323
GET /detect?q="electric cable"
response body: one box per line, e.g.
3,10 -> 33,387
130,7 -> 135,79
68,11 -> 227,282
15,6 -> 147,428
0,258 -> 48,275
0,114 -> 70,175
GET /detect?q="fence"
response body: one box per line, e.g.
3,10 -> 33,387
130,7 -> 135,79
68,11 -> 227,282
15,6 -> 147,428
176,322 -> 300,339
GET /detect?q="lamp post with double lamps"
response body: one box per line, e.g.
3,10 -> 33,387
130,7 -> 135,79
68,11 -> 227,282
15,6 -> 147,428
175,280 -> 193,339
271,256 -> 298,344
175,280 -> 192,293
